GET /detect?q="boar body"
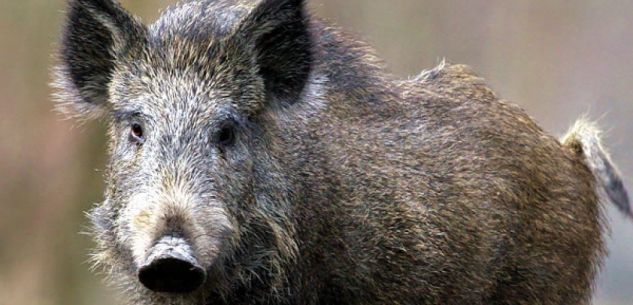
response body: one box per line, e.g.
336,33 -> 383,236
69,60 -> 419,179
53,1 -> 630,305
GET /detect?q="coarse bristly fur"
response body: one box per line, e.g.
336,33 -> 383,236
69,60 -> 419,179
51,0 -> 631,304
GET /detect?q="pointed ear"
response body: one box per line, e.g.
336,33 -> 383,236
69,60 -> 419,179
232,0 -> 312,105
53,0 -> 147,119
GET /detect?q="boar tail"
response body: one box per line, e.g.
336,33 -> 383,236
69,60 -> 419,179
561,118 -> 631,218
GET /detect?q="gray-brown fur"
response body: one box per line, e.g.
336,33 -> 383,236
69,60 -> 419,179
52,0 -> 630,304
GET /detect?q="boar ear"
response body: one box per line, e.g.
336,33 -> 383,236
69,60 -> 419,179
53,0 -> 147,119
233,0 -> 312,105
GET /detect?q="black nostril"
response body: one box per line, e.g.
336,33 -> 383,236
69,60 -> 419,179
138,256 -> 206,293
138,257 -> 205,293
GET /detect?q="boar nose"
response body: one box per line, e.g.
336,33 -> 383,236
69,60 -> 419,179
138,236 -> 206,293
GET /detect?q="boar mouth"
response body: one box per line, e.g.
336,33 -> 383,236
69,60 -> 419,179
138,236 -> 206,294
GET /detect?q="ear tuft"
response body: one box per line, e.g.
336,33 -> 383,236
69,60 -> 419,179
233,0 -> 312,105
52,0 -> 146,120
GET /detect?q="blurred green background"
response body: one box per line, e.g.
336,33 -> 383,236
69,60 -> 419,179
0,0 -> 631,304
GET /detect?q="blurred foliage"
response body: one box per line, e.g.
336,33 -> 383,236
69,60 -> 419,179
0,0 -> 631,304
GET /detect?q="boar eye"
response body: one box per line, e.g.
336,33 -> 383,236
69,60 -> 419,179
215,120 -> 236,149
129,123 -> 145,145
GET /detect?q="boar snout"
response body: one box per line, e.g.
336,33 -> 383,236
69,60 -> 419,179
138,236 -> 206,293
